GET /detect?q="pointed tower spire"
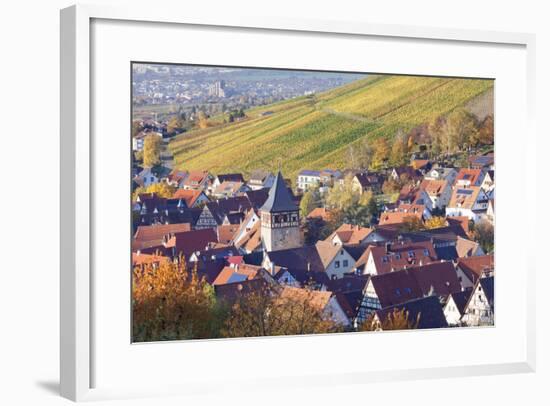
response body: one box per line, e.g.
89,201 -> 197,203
260,171 -> 297,213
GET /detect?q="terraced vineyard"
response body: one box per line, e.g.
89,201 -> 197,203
169,75 -> 493,181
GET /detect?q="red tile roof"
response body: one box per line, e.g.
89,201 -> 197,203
454,168 -> 483,186
172,189 -> 206,207
457,254 -> 494,283
133,223 -> 191,250
327,224 -> 373,244
132,252 -> 170,267
307,207 -> 331,221
357,241 -> 437,275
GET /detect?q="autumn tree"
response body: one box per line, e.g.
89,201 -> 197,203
222,286 -> 340,338
299,188 -> 321,219
346,138 -> 373,170
132,182 -> 176,201
407,134 -> 415,151
143,134 -> 162,168
325,174 -> 357,212
371,137 -> 390,170
399,215 -> 425,232
425,216 -> 447,229
473,219 -> 494,253
390,129 -> 409,167
132,261 -> 222,342
428,116 -> 445,157
325,176 -> 376,226
478,114 -> 494,145
319,208 -> 345,239
359,308 -> 420,332
382,173 -> 411,196
440,109 -> 479,153
342,190 -> 376,227
197,111 -> 209,129
132,120 -> 143,137
167,115 -> 185,134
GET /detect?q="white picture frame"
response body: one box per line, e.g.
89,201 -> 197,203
60,3 -> 536,402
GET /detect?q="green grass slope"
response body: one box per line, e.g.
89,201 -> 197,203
169,75 -> 493,181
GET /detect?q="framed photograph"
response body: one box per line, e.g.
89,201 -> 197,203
60,4 -> 536,402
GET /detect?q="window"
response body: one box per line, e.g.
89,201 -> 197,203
343,260 -> 349,267
340,250 -> 344,255
395,288 -> 401,296
408,251 -> 415,258
395,253 -> 401,260
382,256 -> 389,263
423,249 -> 430,256
335,261 -> 340,268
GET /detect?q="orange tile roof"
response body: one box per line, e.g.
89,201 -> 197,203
455,168 -> 483,186
132,252 -> 170,266
356,241 -> 437,275
420,179 -> 448,196
328,224 -> 373,244
411,159 -> 430,170
457,255 -> 494,282
455,237 -> 482,258
213,181 -> 245,195
183,170 -> 210,187
212,265 -> 260,286
172,189 -> 205,207
307,207 -> 331,221
133,223 -> 191,250
234,219 -> 262,253
447,216 -> 470,235
379,211 -> 422,226
217,224 -> 240,244
448,186 -> 483,210
277,286 -> 332,310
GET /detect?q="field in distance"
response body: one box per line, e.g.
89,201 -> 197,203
168,75 -> 493,181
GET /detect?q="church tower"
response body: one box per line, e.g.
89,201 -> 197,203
260,171 -> 301,252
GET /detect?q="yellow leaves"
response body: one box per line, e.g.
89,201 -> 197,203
132,182 -> 175,201
132,261 -> 219,342
372,137 -> 390,170
143,134 -> 162,167
425,216 -> 447,229
359,308 -> 420,332
400,216 -> 426,232
221,287 -> 340,338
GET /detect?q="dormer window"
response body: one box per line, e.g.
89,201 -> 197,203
382,256 -> 389,263
408,251 -> 415,258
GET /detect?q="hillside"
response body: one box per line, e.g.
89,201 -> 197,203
168,75 -> 493,181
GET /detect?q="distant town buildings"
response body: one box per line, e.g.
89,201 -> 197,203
208,80 -> 226,98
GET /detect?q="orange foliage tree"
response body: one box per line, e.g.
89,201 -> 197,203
425,216 -> 447,229
399,215 -> 426,232
359,308 -> 420,331
132,259 -> 224,342
221,286 -> 340,338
